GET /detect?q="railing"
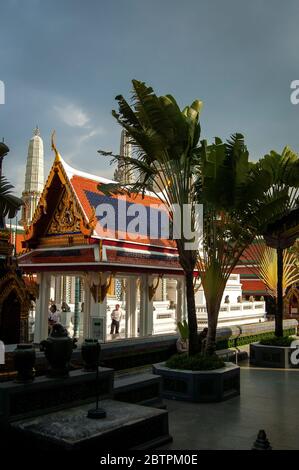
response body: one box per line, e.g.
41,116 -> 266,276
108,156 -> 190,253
153,302 -> 176,334
105,300 -> 177,337
196,301 -> 266,325
196,301 -> 265,315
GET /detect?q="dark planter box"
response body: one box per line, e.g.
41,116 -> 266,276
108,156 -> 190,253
250,342 -> 299,368
152,362 -> 240,402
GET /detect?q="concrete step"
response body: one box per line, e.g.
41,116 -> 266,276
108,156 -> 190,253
113,372 -> 164,408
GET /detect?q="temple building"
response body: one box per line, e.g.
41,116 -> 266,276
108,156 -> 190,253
17,137 -> 267,345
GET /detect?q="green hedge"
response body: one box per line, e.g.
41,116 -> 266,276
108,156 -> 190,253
260,335 -> 294,347
216,328 -> 296,350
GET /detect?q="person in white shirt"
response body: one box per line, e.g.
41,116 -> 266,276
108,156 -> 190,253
110,304 -> 123,335
48,304 -> 60,334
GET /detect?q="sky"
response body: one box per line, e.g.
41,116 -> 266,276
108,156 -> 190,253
1,0 -> 299,196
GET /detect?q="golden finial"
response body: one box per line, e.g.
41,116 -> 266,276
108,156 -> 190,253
51,130 -> 61,162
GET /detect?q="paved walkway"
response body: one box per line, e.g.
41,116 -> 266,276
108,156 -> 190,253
163,366 -> 299,450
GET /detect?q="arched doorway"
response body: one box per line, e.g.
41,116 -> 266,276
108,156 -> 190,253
285,285 -> 299,318
0,271 -> 32,344
0,291 -> 21,344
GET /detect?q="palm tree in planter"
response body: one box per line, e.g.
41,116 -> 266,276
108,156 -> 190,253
99,80 -> 203,355
98,80 -> 278,358
194,135 -> 289,354
256,149 -> 299,338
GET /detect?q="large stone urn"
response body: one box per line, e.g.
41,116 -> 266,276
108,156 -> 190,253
13,344 -> 36,383
40,324 -> 75,378
81,339 -> 101,371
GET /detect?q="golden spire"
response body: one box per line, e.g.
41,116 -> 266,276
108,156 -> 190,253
51,130 -> 61,162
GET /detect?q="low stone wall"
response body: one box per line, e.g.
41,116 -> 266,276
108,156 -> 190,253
1,320 -> 297,378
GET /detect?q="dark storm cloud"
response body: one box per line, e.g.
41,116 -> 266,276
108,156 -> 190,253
1,0 -> 299,195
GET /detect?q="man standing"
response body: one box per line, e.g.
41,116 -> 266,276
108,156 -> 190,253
110,304 -> 123,335
48,304 -> 60,334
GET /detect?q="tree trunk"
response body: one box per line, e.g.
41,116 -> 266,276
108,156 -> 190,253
276,247 -> 283,337
205,303 -> 221,355
185,270 -> 199,355
73,276 -> 80,339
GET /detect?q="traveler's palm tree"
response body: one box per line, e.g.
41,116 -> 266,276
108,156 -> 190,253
255,149 -> 299,336
98,80 -> 299,354
99,80 -> 203,355
243,242 -> 299,298
195,135 -> 290,352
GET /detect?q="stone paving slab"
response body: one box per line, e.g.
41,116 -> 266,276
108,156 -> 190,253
162,367 -> 299,450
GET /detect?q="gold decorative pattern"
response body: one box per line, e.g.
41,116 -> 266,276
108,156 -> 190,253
148,275 -> 163,301
90,273 -> 116,303
47,190 -> 81,235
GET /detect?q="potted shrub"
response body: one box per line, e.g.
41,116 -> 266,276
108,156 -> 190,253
153,353 -> 240,403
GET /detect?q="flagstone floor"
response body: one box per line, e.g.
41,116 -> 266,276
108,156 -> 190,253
162,366 -> 299,450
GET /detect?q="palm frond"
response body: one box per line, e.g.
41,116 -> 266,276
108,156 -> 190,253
0,176 -> 23,219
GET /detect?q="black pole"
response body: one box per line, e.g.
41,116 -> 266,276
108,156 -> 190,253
87,341 -> 106,419
95,359 -> 99,410
276,246 -> 284,337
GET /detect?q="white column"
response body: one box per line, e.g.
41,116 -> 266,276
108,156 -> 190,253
85,272 -> 108,341
126,276 -> 138,337
139,274 -> 154,337
34,272 -> 51,343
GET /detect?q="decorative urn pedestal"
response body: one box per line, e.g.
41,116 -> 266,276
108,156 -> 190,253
81,339 -> 101,371
13,344 -> 36,383
40,324 -> 75,378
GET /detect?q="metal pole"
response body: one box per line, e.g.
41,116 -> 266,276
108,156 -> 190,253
87,341 -> 106,419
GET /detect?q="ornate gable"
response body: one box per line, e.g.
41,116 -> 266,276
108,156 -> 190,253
22,134 -> 96,249
47,188 -> 82,235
